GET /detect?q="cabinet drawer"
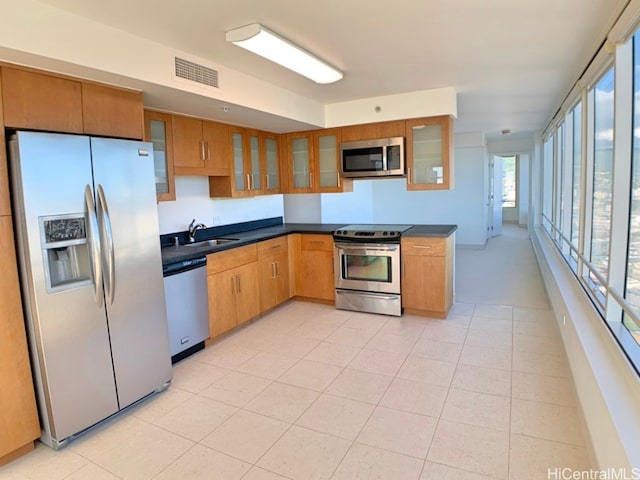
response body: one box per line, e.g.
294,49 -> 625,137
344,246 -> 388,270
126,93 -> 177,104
401,237 -> 445,257
206,244 -> 257,275
300,234 -> 333,252
257,236 -> 288,258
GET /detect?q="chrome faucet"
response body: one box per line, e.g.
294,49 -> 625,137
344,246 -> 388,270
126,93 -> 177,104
188,218 -> 206,243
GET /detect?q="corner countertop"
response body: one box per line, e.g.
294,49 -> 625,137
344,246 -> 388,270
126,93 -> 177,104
161,221 -> 457,266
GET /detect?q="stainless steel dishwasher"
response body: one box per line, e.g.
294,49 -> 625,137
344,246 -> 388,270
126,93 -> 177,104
162,256 -> 209,363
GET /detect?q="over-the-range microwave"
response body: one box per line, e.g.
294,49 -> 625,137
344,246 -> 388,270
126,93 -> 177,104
340,137 -> 405,178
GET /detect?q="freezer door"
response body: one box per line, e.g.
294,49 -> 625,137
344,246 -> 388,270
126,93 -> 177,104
90,137 -> 172,408
9,132 -> 118,444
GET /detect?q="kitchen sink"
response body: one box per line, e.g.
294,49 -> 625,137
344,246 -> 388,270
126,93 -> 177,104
185,238 -> 239,248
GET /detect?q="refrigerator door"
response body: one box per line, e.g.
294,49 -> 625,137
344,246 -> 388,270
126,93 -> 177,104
90,137 -> 172,408
9,132 -> 119,445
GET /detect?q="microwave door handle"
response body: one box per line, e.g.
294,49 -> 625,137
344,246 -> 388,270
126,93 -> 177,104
381,145 -> 388,172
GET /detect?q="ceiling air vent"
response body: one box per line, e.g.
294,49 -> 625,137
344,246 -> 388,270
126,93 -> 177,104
174,57 -> 219,88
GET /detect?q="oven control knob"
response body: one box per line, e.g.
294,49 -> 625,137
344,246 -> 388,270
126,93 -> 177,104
382,231 -> 388,236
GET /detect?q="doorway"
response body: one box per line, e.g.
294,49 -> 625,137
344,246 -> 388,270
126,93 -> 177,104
489,154 -> 527,237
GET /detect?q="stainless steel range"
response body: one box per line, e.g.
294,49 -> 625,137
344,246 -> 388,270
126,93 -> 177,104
333,224 -> 413,316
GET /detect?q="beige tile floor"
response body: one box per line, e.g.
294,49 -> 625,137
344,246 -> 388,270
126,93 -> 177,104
1,226 -> 592,480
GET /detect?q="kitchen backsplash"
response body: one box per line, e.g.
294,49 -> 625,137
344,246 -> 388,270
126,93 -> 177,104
156,176 -> 285,234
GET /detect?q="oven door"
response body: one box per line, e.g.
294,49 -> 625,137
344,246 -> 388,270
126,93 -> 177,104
334,242 -> 400,294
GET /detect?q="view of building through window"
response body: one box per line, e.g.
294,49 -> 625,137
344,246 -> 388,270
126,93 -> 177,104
571,102 -> 582,262
501,155 -> 516,208
590,69 -> 614,289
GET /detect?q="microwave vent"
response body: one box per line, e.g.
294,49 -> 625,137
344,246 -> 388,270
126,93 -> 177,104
174,57 -> 219,88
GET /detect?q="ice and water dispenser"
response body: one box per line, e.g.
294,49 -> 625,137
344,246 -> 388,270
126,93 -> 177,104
40,215 -> 92,292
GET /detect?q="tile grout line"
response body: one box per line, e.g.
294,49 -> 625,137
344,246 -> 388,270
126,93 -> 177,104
418,302 -> 475,479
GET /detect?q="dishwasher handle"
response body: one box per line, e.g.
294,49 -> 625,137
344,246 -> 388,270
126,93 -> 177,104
163,256 -> 207,277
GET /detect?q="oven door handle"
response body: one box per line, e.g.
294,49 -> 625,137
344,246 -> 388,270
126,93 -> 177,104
335,244 -> 398,253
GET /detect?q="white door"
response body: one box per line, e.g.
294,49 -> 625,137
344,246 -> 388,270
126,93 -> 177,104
490,156 -> 503,236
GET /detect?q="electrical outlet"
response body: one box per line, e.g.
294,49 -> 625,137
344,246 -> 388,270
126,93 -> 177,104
212,215 -> 221,225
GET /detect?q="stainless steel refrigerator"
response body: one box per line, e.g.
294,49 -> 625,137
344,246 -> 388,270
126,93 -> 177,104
9,131 -> 172,449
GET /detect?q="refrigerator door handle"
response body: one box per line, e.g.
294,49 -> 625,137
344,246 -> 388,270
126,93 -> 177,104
84,185 -> 103,307
97,184 -> 116,305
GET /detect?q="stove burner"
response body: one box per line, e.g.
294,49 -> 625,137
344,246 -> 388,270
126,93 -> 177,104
333,224 -> 413,242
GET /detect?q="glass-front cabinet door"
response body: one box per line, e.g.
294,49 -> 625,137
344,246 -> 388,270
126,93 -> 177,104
406,115 -> 453,190
287,132 -> 314,193
314,128 -> 344,192
263,134 -> 280,193
231,129 -> 248,195
248,132 -> 262,192
143,110 -> 175,202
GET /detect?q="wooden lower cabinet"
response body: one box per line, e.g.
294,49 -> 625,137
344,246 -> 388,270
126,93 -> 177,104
0,215 -> 40,464
293,234 -> 335,302
206,245 -> 260,340
401,236 -> 454,318
257,237 -> 290,313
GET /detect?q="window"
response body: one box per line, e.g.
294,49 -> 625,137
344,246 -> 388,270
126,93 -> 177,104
588,68 -> 615,297
539,33 -> 640,374
542,135 -> 554,233
501,155 -> 516,208
625,33 -> 640,345
570,102 -> 583,262
555,122 -> 566,247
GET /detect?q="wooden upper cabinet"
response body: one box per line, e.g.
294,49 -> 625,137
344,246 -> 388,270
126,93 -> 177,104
82,83 -> 144,139
405,115 -> 454,190
172,115 -> 207,170
173,114 -> 230,176
202,120 -> 231,175
262,132 -> 281,194
340,120 -> 405,142
1,65 -> 144,139
1,67 -> 83,133
285,131 -> 315,194
143,110 -> 176,202
314,128 -> 352,193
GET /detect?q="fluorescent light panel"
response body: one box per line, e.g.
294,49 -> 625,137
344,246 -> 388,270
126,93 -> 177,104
226,23 -> 343,84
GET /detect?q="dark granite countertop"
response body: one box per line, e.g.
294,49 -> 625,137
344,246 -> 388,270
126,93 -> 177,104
161,218 -> 457,266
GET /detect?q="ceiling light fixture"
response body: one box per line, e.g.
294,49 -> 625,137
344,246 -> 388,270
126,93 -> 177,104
225,23 -> 343,84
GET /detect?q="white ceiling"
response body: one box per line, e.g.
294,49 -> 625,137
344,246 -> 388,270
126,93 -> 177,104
37,0 -> 628,138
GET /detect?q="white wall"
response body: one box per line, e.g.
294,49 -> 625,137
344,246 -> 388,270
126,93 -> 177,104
325,88 -> 457,127
156,177 -> 284,233
320,181 -> 375,224
283,194 -> 322,223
